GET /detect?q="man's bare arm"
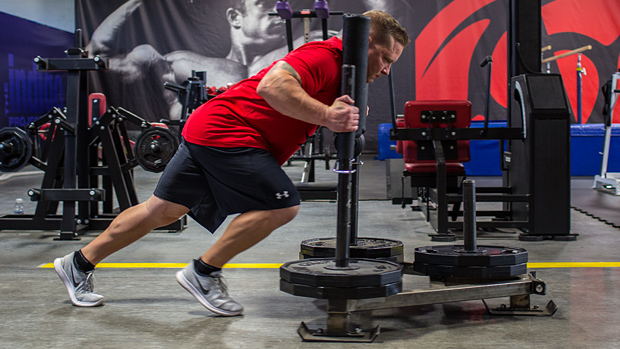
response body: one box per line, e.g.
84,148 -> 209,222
257,61 -> 359,133
86,0 -> 143,56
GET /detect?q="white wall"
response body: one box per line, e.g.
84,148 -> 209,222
0,0 -> 74,32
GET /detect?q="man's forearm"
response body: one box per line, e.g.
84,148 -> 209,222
87,0 -> 143,55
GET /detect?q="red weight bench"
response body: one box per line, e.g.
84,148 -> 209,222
399,100 -> 471,185
396,100 -> 472,238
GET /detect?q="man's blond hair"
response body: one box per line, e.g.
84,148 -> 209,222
364,10 -> 410,48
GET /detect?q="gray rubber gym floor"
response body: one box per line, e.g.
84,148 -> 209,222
1,155 -> 619,348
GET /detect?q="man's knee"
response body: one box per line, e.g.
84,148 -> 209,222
144,195 -> 189,225
269,205 -> 299,227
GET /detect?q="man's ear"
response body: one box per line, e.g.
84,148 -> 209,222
368,36 -> 376,49
227,8 -> 242,29
368,35 -> 377,49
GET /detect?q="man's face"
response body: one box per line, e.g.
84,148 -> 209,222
366,37 -> 404,83
240,0 -> 285,46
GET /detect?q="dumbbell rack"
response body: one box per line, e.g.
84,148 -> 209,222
0,33 -> 186,239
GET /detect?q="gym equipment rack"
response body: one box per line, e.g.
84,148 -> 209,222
0,31 -> 186,239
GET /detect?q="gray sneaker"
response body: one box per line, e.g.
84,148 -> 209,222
176,264 -> 243,316
53,252 -> 104,307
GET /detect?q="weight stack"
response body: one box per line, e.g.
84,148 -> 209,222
506,74 -> 575,240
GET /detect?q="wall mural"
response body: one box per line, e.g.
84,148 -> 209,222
71,0 -> 620,150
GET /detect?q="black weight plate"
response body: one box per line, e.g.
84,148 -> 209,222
134,127 -> 178,172
414,245 -> 528,267
301,237 -> 404,262
413,261 -> 527,278
301,252 -> 402,264
280,279 -> 402,300
280,258 -> 402,288
0,127 -> 32,172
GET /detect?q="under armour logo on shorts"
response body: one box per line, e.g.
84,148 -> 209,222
275,191 -> 289,199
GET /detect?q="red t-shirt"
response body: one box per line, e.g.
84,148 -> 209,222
182,36 -> 343,165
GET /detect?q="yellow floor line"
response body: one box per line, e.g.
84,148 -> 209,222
527,262 -> 620,268
39,262 -> 284,269
39,262 -> 620,269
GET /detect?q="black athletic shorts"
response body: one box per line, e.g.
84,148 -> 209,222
153,139 -> 300,233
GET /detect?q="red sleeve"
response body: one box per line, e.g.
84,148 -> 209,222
282,42 -> 342,98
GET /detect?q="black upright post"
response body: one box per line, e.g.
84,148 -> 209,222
349,158 -> 360,246
77,42 -> 91,228
507,0 -> 541,80
60,35 -> 84,238
462,179 -> 477,251
344,12 -> 370,249
334,14 -> 370,268
505,0 -> 540,180
335,65 -> 355,267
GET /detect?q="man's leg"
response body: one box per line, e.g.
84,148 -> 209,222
82,195 -> 190,265
54,195 -> 189,307
201,206 -> 299,267
176,205 -> 299,316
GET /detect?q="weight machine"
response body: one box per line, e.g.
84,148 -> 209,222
161,70 -> 209,141
593,71 -> 620,195
391,74 -> 575,241
390,0 -> 576,241
0,31 -> 186,239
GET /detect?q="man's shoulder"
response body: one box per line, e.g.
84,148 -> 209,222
301,36 -> 342,52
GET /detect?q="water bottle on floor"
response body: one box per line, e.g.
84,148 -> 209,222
13,198 -> 24,215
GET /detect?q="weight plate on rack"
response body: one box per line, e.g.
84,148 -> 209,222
0,127 -> 32,172
134,127 -> 178,172
280,258 -> 402,288
413,261 -> 527,278
300,237 -> 404,263
414,245 -> 528,267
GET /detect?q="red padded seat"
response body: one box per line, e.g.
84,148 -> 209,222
398,100 -> 472,175
404,162 -> 465,173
